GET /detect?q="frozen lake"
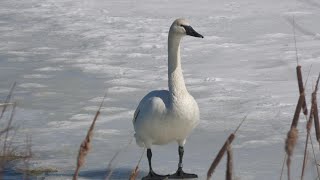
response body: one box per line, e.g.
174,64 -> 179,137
0,0 -> 320,179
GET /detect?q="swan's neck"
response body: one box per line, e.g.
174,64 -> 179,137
168,33 -> 188,99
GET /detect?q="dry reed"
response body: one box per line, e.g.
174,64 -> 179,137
284,93 -> 303,179
298,65 -> 317,179
301,73 -> 320,167
129,166 -> 139,180
0,102 -> 17,180
301,150 -> 309,180
301,109 -> 313,179
22,135 -> 32,180
105,137 -> 134,180
129,148 -> 145,180
73,93 -> 107,180
296,66 -> 308,115
285,127 -> 298,180
0,82 -> 16,120
292,16 -> 299,66
207,115 -> 248,180
2,102 -> 16,157
295,47 -> 315,180
285,21 -> 303,180
0,82 -> 33,179
284,18 -> 300,179
282,70 -> 320,180
290,94 -> 304,129
308,135 -> 320,178
297,71 -> 320,180
226,143 -> 233,180
207,133 -> 235,180
314,100 -> 320,143
0,127 -> 13,136
280,154 -> 287,180
313,73 -> 320,144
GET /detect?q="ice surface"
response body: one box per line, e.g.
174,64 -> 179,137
0,0 -> 320,179
18,83 -> 48,88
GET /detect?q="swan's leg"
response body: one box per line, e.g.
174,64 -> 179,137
168,146 -> 198,179
142,148 -> 168,180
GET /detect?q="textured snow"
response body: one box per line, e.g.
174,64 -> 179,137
35,67 -> 63,72
0,0 -> 320,179
18,83 -> 48,88
23,74 -> 54,79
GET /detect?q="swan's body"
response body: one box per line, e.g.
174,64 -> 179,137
134,89 -> 199,147
132,18 -> 203,179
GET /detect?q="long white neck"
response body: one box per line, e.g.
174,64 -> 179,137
168,33 -> 188,99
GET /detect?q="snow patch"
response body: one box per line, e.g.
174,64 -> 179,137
260,33 -> 290,39
33,92 -> 57,97
83,106 -> 128,113
19,83 -> 47,88
23,74 -> 53,79
35,67 -> 63,72
95,129 -> 121,135
108,86 -> 139,93
127,53 -> 150,58
283,11 -> 313,16
70,114 -> 92,121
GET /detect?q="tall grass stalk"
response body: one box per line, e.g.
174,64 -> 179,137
296,66 -> 308,115
285,95 -> 303,180
129,148 -> 145,180
313,74 -> 320,144
207,114 -> 248,180
226,143 -> 233,180
105,137 -> 134,180
2,103 -> 16,158
0,82 -> 16,120
73,92 -> 107,180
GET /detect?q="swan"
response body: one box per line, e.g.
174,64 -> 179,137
133,18 -> 203,180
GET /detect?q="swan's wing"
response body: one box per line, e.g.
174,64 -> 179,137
133,109 -> 140,123
133,90 -> 169,123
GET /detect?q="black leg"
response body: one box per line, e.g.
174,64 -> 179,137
178,146 -> 184,169
168,146 -> 198,179
147,148 -> 153,172
142,149 -> 168,180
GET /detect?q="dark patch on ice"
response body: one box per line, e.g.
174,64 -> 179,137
2,167 -> 26,180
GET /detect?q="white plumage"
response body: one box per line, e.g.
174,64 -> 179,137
132,18 -> 203,179
133,18 -> 201,149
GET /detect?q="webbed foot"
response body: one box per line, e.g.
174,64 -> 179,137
168,168 -> 198,179
142,170 -> 169,180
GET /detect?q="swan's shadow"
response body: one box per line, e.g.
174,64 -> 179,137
47,167 -> 147,179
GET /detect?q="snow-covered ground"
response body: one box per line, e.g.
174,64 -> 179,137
1,0 -> 320,179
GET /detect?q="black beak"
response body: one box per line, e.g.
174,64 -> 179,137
181,25 -> 204,38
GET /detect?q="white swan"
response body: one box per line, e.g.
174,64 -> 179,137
133,18 -> 203,180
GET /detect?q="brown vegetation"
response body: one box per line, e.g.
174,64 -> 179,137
0,82 -> 32,179
207,115 -> 248,180
73,92 -> 107,180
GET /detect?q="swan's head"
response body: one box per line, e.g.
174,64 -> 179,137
169,18 -> 203,38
